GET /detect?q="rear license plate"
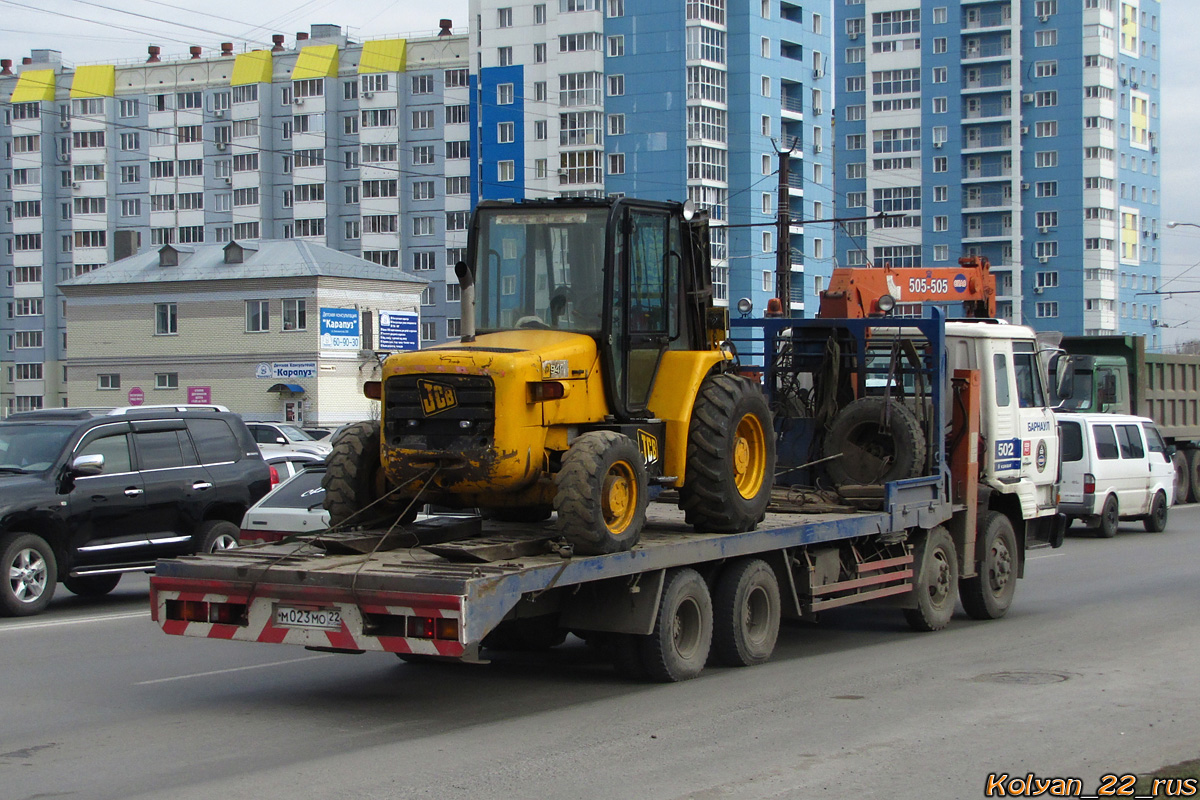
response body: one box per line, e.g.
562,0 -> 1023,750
274,605 -> 342,631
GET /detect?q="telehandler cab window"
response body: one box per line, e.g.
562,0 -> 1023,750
475,207 -> 608,333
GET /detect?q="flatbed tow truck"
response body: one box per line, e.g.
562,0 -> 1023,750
151,301 -> 1066,681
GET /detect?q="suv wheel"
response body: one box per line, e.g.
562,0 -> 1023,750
1,532 -> 57,616
198,520 -> 240,553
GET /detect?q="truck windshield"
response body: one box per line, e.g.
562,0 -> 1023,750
1057,369 -> 1094,411
0,423 -> 74,472
473,207 -> 609,333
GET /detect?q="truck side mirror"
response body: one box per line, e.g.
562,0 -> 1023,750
1049,353 -> 1074,402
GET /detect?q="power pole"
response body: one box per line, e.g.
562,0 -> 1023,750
776,144 -> 793,310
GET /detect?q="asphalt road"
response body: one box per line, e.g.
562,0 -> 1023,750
3,507 -> 1199,800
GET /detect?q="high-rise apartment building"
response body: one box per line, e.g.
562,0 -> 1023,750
835,0 -> 1163,340
0,24 -> 468,414
470,0 -> 834,315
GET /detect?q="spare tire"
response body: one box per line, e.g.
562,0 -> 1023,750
824,397 -> 926,486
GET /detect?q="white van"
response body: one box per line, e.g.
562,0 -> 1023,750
1056,413 -> 1174,537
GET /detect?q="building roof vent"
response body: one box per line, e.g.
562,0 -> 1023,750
189,46 -> 202,59
0,60 -> 11,76
272,35 -> 285,53
220,42 -> 234,57
146,45 -> 161,63
223,240 -> 258,264
439,19 -> 454,36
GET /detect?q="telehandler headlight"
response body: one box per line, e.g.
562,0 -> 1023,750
876,294 -> 896,314
736,297 -> 753,317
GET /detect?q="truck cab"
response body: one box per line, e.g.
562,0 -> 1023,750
945,322 -> 1061,525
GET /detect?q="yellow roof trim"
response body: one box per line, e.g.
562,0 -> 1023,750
70,65 -> 116,98
359,38 -> 407,74
291,44 -> 340,80
10,69 -> 55,103
231,50 -> 273,86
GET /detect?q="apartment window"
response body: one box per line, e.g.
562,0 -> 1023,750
1036,302 -> 1059,318
119,132 -> 140,151
498,46 -> 514,67
535,120 -> 548,140
934,216 -> 949,232
1036,181 -> 1058,198
1036,121 -> 1058,138
155,373 -> 179,390
446,176 -> 470,195
1035,91 -> 1057,108
345,220 -> 360,240
933,157 -> 948,173
364,251 -> 399,267
608,114 -> 625,136
411,74 -> 434,95
119,99 -> 139,117
608,153 -> 625,175
1035,60 -> 1058,78
498,121 -> 515,144
282,299 -> 307,331
421,322 -> 436,342
362,180 -> 398,198
934,186 -> 948,202
345,185 -> 359,204
498,7 -> 512,27
98,374 -> 120,390
1035,30 -> 1057,47
497,83 -> 514,105
761,76 -> 771,97
447,211 -> 470,231
933,97 -> 947,114
1035,151 -> 1058,168
413,251 -> 436,271
246,300 -> 269,332
411,109 -> 434,130
535,3 -> 546,23
535,82 -> 548,102
447,141 -> 470,160
1036,271 -> 1059,288
498,160 -> 515,182
444,69 -> 468,89
608,36 -> 625,57
608,75 -> 625,96
234,222 -> 260,239
535,43 -> 547,63
412,180 -> 435,201
413,217 -> 435,236
446,105 -> 469,125
412,145 -> 435,165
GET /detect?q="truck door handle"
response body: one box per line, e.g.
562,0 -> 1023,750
192,481 -> 213,491
124,488 -> 144,497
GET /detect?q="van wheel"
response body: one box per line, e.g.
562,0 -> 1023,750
1143,491 -> 1169,533
903,527 -> 958,632
0,532 -> 57,617
959,512 -> 1018,621
1096,495 -> 1119,538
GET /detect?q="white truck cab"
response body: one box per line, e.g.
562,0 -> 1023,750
944,321 -> 1060,526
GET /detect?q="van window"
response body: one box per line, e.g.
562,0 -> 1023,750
993,353 -> 1010,407
1059,420 -> 1083,462
1093,424 -> 1119,460
1142,422 -> 1168,460
1116,424 -> 1145,459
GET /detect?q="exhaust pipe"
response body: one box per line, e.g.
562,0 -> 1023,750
454,259 -> 476,343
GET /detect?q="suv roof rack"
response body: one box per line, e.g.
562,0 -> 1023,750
105,404 -> 230,415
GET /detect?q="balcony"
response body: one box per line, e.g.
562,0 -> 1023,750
781,95 -> 804,116
962,41 -> 1013,60
963,132 -> 1013,151
964,163 -> 1013,179
962,9 -> 1012,31
962,193 -> 1012,210
963,221 -> 1013,238
963,100 -> 1013,120
962,74 -> 1012,91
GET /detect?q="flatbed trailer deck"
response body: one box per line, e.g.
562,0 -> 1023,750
152,478 -> 947,661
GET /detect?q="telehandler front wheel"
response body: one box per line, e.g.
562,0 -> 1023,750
322,421 -> 417,529
554,431 -> 648,555
679,375 -> 775,532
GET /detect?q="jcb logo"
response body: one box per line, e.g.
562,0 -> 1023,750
637,429 -> 659,466
418,379 -> 458,416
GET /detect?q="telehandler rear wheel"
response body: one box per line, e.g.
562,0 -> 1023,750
554,431 -> 648,555
322,421 -> 417,529
679,375 -> 775,532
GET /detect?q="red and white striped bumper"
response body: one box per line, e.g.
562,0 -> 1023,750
150,576 -> 465,658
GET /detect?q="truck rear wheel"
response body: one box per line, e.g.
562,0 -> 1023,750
903,526 -> 958,632
1172,451 -> 1190,505
824,397 -> 926,487
679,375 -> 775,532
323,421 -> 415,528
711,558 -> 781,667
554,431 -> 648,555
640,568 -> 713,682
1187,449 -> 1200,504
959,511 -> 1018,621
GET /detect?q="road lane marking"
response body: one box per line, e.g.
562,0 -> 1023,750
136,654 -> 332,685
0,610 -> 148,633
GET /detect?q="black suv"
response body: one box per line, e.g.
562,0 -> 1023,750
0,406 -> 271,616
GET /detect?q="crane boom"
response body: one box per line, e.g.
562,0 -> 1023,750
818,256 -> 997,319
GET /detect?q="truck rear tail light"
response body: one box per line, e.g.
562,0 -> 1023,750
165,599 -> 248,625
1083,473 -> 1095,494
269,465 -> 280,487
404,616 -> 459,640
436,618 -> 459,641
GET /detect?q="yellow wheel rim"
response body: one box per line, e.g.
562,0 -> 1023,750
602,460 -> 638,534
733,412 -> 767,500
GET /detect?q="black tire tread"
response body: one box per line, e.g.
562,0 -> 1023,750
554,431 -> 648,555
198,519 -> 240,552
959,511 -> 1018,621
1096,494 -> 1119,538
903,526 -> 958,632
825,397 -> 926,487
711,558 -> 781,667
0,531 -> 57,617
62,574 -> 122,597
322,421 -> 413,528
639,567 -> 713,682
679,374 -> 776,532
1143,490 -> 1169,533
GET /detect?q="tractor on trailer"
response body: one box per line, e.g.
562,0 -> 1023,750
149,197 -> 1067,681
